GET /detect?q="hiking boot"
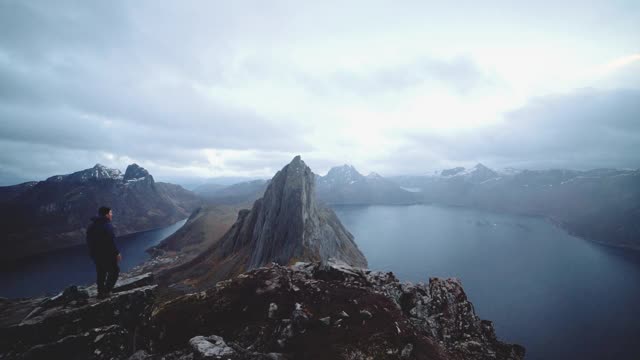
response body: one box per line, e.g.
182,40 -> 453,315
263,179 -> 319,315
96,291 -> 111,299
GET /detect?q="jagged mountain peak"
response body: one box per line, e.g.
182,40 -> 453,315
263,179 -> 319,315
47,164 -> 123,183
467,163 -> 499,183
324,164 -> 365,184
124,163 -> 151,181
438,164 -> 498,183
166,156 -> 367,285
329,163 -> 360,173
440,167 -> 466,177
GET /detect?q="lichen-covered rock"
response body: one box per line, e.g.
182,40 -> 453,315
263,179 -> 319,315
19,324 -> 128,360
0,282 -> 156,359
147,261 -> 524,360
189,335 -> 235,359
1,262 -> 523,360
83,272 -> 155,298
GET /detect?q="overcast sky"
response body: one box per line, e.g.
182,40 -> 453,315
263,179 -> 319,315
1,0 -> 639,185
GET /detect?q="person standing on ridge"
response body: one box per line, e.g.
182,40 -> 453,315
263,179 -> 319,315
86,206 -> 122,298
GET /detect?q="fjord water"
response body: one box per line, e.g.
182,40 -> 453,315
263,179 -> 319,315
0,219 -> 187,299
333,204 -> 640,360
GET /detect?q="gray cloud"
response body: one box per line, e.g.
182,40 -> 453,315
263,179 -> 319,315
0,1 -> 315,183
398,88 -> 640,172
0,1 -> 132,61
0,1 -> 638,184
329,56 -> 496,96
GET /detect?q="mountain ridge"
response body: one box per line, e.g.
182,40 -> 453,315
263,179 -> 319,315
390,164 -> 640,250
0,163 -> 201,262
316,164 -> 417,205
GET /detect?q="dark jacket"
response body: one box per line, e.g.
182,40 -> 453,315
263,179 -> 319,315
86,216 -> 119,262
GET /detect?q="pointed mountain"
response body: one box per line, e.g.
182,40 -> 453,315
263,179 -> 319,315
123,163 -> 151,181
163,156 -> 367,286
466,163 -> 499,184
366,171 -> 383,179
322,164 -> 366,185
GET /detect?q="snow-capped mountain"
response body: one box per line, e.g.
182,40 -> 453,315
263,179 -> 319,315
316,164 -> 416,205
47,164 -> 124,183
0,164 -> 201,262
320,164 -> 366,185
438,163 -> 500,184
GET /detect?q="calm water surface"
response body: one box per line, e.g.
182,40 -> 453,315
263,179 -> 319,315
0,219 -> 187,298
333,204 -> 640,360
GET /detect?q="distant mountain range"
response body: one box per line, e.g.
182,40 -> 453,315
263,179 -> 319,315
316,165 -> 417,205
0,164 -> 201,262
189,162 -> 639,251
193,179 -> 269,204
390,164 -> 640,250
5,160 -> 636,263
192,164 -> 417,206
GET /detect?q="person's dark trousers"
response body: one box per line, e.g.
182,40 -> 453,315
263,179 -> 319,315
95,256 -> 120,295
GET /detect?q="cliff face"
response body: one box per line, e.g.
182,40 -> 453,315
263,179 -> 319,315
0,164 -> 201,262
0,262 -> 524,360
163,156 -> 367,287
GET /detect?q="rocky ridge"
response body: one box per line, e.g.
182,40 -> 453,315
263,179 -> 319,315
0,273 -> 156,360
151,261 -> 524,360
0,262 -> 524,359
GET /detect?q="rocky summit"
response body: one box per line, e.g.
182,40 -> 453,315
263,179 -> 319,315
162,156 -> 367,287
0,261 -> 524,359
0,273 -> 156,360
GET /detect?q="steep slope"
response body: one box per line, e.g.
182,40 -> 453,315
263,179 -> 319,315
0,164 -> 201,262
163,156 -> 367,287
148,203 -> 247,262
151,261 -> 524,360
316,164 -> 417,205
0,262 -> 524,360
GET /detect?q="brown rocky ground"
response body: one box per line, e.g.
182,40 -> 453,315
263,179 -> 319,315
0,262 -> 524,360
